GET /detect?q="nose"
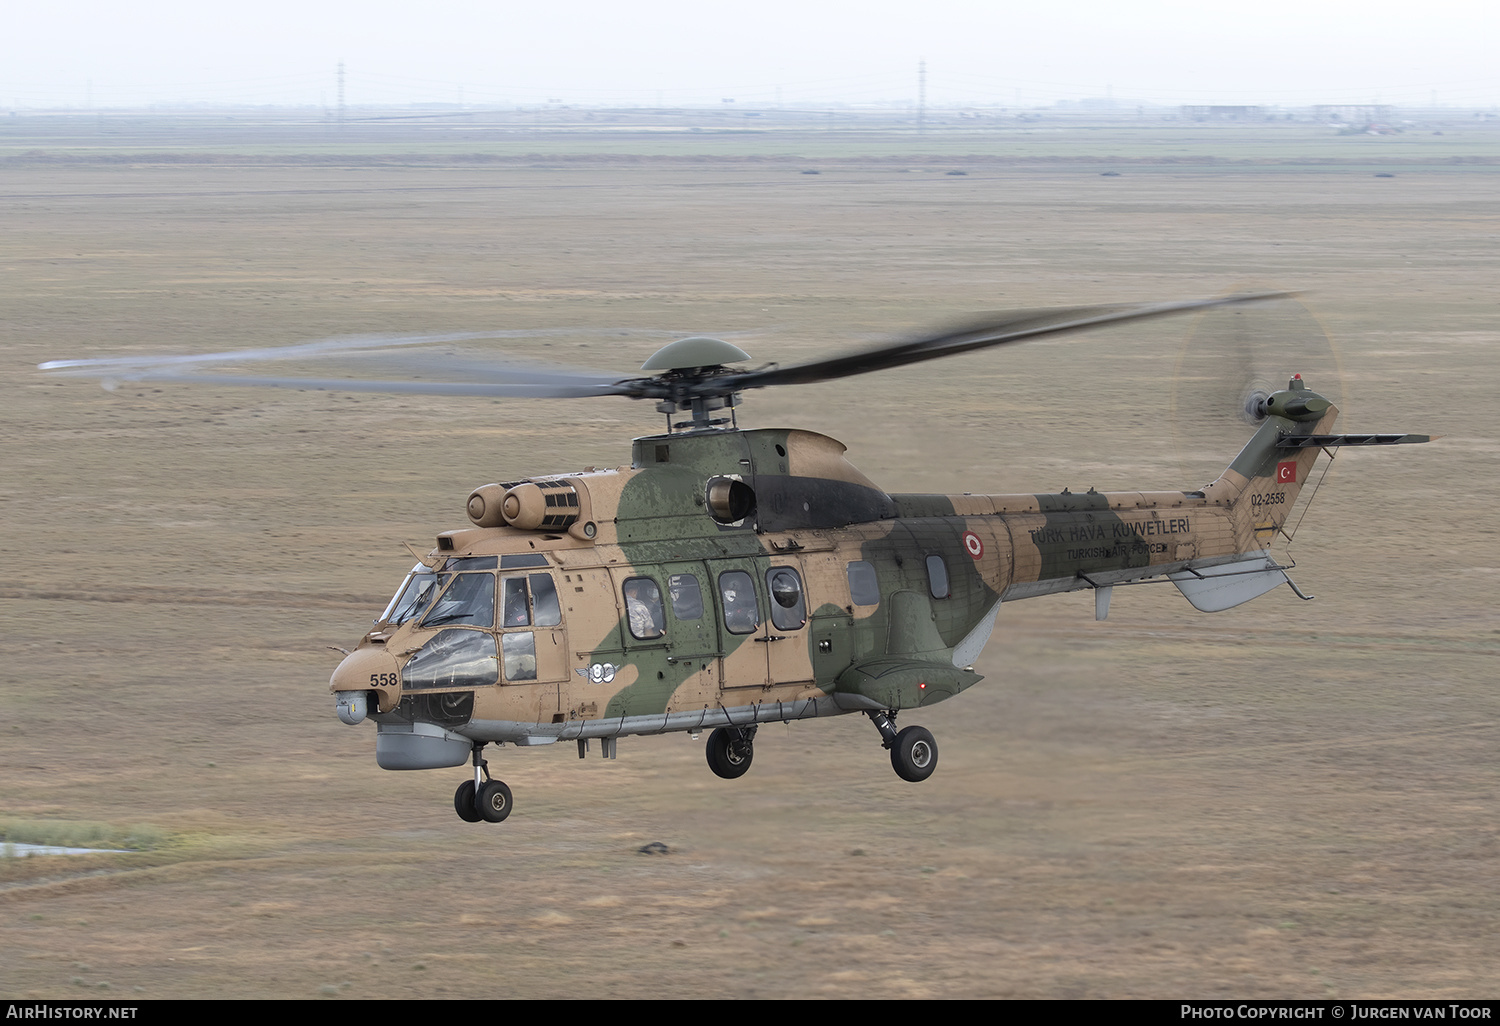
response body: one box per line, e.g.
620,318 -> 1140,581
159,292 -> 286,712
330,645 -> 402,723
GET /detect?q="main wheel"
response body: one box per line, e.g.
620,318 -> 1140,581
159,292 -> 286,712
476,779 -> 513,823
705,727 -> 753,779
453,780 -> 481,823
891,725 -> 938,782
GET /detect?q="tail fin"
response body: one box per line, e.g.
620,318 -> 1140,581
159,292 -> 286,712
1200,374 -> 1338,552
1178,375 -> 1431,612
1177,376 -> 1335,612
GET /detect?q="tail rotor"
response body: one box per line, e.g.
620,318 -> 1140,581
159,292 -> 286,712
1169,292 -> 1348,485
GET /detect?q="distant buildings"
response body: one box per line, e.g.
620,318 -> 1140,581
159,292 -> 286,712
1312,104 -> 1396,123
1179,105 -> 1267,121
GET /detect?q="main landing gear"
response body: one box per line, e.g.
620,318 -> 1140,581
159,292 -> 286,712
867,710 -> 939,783
701,716 -> 937,783
706,725 -> 757,779
454,744 -> 512,823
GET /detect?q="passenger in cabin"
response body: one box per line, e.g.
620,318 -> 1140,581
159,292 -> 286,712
722,587 -> 759,633
624,579 -> 663,639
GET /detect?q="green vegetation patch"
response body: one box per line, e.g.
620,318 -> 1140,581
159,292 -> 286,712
0,817 -> 165,852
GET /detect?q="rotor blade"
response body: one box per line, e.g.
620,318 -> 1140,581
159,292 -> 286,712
49,369 -> 638,399
360,352 -> 630,386
36,330 -> 580,374
39,330 -> 651,399
717,292 -> 1296,392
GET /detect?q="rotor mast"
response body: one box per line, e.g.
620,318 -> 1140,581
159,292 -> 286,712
656,390 -> 741,433
636,336 -> 754,433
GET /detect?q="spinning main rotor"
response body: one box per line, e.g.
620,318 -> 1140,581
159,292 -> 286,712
41,292 -> 1292,431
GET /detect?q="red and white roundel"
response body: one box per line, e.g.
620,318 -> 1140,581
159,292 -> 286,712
963,531 -> 984,560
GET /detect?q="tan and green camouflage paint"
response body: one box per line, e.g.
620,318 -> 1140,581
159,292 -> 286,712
330,385 -> 1339,750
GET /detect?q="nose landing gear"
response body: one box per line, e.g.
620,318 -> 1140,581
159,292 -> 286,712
454,743 -> 513,823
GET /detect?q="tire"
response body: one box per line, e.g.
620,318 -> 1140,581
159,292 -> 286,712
891,725 -> 938,783
705,727 -> 753,780
453,780 -> 482,822
476,779 -> 513,823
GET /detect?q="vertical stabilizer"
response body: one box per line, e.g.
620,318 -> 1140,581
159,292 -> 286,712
1199,375 -> 1338,555
1170,376 -> 1338,611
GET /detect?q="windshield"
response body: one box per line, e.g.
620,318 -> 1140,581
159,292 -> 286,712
419,572 -> 496,629
379,560 -> 540,630
382,566 -> 446,626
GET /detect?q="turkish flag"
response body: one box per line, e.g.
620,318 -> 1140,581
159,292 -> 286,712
1277,461 -> 1298,483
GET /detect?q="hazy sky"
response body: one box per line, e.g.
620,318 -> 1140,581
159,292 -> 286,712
6,0 -> 1498,109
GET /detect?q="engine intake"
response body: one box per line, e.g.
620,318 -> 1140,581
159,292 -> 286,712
463,480 -> 581,531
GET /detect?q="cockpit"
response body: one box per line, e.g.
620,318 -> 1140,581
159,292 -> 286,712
377,554 -> 565,692
379,554 -> 559,632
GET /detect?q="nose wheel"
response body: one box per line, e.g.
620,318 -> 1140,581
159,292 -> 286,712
453,780 -> 482,823
475,780 -> 512,822
454,744 -> 514,823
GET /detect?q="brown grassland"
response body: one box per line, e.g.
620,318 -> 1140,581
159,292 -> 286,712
1,121 -> 1497,999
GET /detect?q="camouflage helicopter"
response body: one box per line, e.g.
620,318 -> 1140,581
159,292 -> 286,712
41,294 -> 1431,824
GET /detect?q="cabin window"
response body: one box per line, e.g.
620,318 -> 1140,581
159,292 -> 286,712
402,629 -> 498,690
847,561 -> 880,607
926,555 -> 950,599
419,572 -> 496,628
623,577 -> 666,640
668,573 -> 703,620
766,567 -> 807,631
718,571 -> 760,634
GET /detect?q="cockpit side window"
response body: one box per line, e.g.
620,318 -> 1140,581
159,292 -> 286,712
402,629 -> 498,689
530,574 -> 562,627
501,577 -> 531,627
502,632 -> 538,681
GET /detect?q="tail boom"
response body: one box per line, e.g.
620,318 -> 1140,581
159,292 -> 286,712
970,376 -> 1429,614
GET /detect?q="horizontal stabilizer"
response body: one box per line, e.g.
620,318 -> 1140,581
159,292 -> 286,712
1169,553 -> 1288,612
1277,433 -> 1432,449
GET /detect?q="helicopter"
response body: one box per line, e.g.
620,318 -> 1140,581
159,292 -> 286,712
40,293 -> 1432,825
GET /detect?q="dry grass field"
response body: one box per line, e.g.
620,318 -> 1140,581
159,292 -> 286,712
2,122 -> 1497,999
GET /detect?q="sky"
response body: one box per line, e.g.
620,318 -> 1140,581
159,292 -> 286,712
5,0 -> 1499,110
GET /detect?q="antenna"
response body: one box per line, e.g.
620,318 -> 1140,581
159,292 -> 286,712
337,61 -> 345,126
918,58 -> 926,134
